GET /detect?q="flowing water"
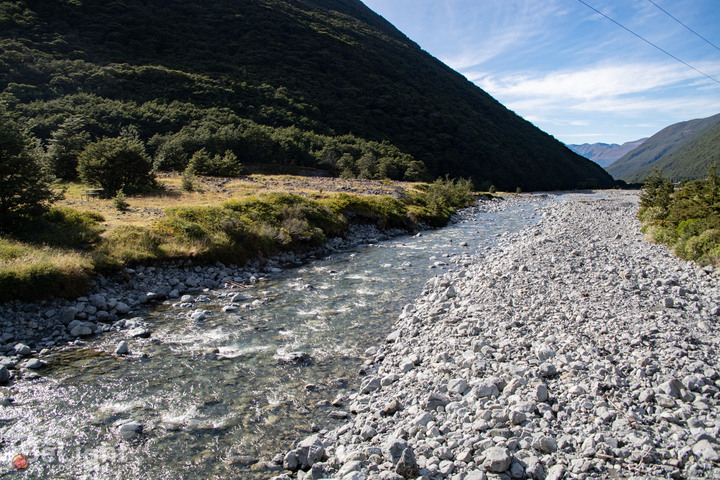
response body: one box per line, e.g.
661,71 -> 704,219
0,198 -> 543,479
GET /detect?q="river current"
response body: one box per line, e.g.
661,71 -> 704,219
1,197 -> 543,479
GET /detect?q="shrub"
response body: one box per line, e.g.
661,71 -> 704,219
78,136 -> 155,195
114,190 -> 130,211
46,116 -> 90,180
0,108 -> 59,224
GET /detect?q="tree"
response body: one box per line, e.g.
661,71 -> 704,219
0,110 -> 58,222
46,116 -> 90,180
78,137 -> 155,194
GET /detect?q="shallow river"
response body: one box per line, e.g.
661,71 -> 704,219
1,197 -> 543,479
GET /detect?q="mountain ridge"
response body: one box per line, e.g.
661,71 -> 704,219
606,113 -> 720,182
567,139 -> 647,168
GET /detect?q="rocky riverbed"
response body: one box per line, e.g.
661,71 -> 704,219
276,191 -> 720,480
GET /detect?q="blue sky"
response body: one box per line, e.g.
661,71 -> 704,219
361,0 -> 720,145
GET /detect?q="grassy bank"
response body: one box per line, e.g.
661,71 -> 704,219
638,167 -> 720,266
0,175 -> 475,302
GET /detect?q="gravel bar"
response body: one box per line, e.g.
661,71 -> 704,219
277,191 -> 720,480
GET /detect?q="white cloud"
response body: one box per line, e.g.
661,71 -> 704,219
468,63 -> 700,102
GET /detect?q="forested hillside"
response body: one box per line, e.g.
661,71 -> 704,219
0,0 -> 614,190
607,113 -> 720,183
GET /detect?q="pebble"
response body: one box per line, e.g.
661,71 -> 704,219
278,191 -> 720,480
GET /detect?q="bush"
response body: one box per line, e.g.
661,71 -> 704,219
0,108 -> 59,225
638,166 -> 720,266
78,136 -> 155,195
114,190 -> 130,211
46,116 -> 90,180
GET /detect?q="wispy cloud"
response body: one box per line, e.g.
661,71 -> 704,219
469,63 -> 699,102
465,61 -> 719,121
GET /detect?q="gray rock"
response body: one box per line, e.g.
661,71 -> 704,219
538,363 -> 557,377
0,366 -> 9,385
464,472 -> 488,480
483,447 -> 512,473
13,343 -> 31,356
23,358 -> 43,369
294,434 -> 325,470
360,376 -> 381,394
60,307 -> 78,324
126,327 -> 151,338
115,341 -> 130,355
277,351 -> 312,365
424,392 -> 450,410
533,435 -> 558,453
117,421 -> 143,439
395,447 -> 419,479
536,383 -> 549,402
383,438 -> 410,464
115,302 -> 130,315
546,464 -> 565,480
692,439 -> 719,462
70,325 -> 93,337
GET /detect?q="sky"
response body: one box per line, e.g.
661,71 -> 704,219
360,0 -> 720,145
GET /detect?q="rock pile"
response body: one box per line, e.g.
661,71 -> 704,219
277,192 -> 720,480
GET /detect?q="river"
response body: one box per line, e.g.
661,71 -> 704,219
0,196 -> 544,479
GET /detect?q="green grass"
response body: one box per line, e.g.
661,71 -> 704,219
0,177 -> 476,302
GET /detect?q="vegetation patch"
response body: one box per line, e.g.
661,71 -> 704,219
0,174 -> 476,302
637,166 -> 720,266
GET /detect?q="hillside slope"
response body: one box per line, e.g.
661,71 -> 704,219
0,0 -> 614,190
606,113 -> 720,182
567,138 -> 646,168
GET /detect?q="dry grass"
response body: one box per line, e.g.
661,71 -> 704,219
57,174 -> 415,234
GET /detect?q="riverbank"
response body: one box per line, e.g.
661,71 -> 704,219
277,191 -> 720,480
0,188 -> 500,384
0,175 -> 475,303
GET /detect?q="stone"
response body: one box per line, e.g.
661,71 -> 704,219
464,472 -> 488,480
381,398 -> 401,416
535,343 -> 556,361
117,421 -> 143,439
424,392 -> 450,410
360,376 -> 381,394
126,327 -> 151,338
115,341 -> 130,355
538,363 -> 557,377
692,439 -> 719,462
294,434 -> 325,470
383,438 -> 410,464
0,366 -> 9,385
546,464 -> 566,480
277,351 -> 313,365
14,343 -> 31,356
448,378 -> 468,394
23,358 -> 43,369
483,447 -> 512,473
533,435 -> 558,453
395,447 -> 419,479
115,302 -> 130,315
70,325 -> 93,337
536,383 -> 549,402
283,451 -> 299,471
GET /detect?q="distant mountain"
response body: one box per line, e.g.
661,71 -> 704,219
0,0 -> 614,191
606,113 -> 720,183
567,139 -> 647,168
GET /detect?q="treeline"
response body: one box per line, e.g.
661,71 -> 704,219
638,166 -> 720,265
42,110 -> 429,186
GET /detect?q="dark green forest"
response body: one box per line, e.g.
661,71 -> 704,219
0,0 -> 614,190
